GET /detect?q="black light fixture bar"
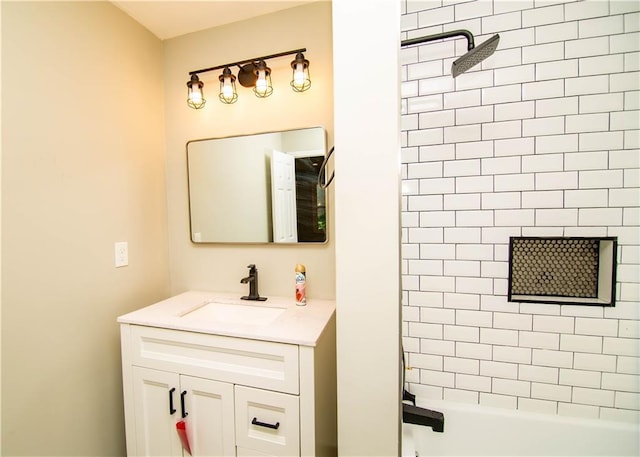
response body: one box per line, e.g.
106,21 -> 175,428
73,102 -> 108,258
189,48 -> 306,76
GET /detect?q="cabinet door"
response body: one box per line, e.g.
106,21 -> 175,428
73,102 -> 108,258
180,375 -> 235,456
132,367 -> 183,457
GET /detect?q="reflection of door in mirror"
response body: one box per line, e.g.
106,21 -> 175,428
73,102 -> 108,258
270,150 -> 298,243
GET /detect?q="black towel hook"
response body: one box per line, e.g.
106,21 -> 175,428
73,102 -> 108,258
318,146 -> 335,189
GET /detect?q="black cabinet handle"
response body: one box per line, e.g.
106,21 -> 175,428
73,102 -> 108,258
180,390 -> 188,418
252,417 -> 280,430
169,388 -> 176,415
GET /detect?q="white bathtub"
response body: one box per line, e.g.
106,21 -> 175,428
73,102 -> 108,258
402,400 -> 639,456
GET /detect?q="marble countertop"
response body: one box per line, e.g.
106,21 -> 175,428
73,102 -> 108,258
117,290 -> 335,347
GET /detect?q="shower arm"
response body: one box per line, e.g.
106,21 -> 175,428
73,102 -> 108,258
401,29 -> 475,50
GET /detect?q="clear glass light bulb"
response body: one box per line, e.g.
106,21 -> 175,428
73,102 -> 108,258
190,90 -> 202,103
293,64 -> 305,88
255,71 -> 268,96
222,81 -> 234,100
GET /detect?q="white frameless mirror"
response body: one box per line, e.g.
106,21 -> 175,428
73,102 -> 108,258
187,127 -> 327,244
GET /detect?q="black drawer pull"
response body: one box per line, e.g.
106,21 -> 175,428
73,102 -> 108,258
180,390 -> 188,418
169,388 -> 176,415
252,417 -> 280,430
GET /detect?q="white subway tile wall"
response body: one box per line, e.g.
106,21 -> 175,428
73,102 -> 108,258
401,0 -> 640,423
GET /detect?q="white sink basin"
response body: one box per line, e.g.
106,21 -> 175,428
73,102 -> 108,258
180,300 -> 286,326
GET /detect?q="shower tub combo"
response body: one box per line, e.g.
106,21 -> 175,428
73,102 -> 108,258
399,32 -> 639,457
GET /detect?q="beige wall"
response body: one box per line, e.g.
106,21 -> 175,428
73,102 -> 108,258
1,0 -> 3,443
163,2 -> 335,299
1,2 -> 403,455
1,2 -> 169,455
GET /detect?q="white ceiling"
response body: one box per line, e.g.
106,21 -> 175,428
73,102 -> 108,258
112,1 -> 314,40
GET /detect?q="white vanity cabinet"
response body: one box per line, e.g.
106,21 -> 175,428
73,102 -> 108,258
119,292 -> 336,457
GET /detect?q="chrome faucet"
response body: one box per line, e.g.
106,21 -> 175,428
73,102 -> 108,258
240,264 -> 267,301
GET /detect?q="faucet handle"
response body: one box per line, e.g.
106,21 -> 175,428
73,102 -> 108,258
247,264 -> 256,270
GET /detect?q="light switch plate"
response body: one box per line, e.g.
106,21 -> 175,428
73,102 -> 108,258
115,242 -> 128,267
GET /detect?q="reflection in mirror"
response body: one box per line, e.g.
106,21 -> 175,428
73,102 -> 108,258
187,127 -> 327,244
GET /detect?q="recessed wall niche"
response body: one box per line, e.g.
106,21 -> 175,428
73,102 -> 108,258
508,237 -> 617,306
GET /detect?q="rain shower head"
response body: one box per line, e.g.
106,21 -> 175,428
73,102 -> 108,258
451,34 -> 500,77
401,30 -> 500,78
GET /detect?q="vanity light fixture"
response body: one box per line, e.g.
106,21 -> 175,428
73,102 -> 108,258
290,51 -> 311,92
186,74 -> 205,109
186,48 -> 310,108
218,67 -> 238,104
253,60 -> 273,98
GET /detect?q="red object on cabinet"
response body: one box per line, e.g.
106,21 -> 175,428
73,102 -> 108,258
176,420 -> 191,455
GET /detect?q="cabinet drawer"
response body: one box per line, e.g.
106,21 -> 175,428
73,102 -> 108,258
128,325 -> 299,394
235,385 -> 300,456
